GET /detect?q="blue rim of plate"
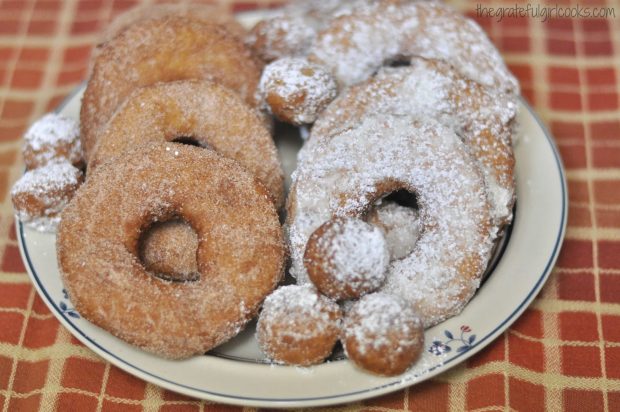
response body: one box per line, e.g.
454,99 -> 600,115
17,87 -> 567,404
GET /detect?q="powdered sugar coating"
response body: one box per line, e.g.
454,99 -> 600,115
247,15 -> 316,61
287,115 -> 494,327
310,58 -> 517,226
343,293 -> 424,375
57,143 -> 284,359
22,113 -> 82,170
368,201 -> 421,261
247,0 -> 383,62
11,162 -> 83,232
259,57 -> 337,125
304,217 -> 389,300
256,284 -> 342,365
309,1 -> 519,94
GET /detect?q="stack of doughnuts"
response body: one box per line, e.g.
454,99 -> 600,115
251,0 -> 519,375
12,0 -> 519,376
13,4 -> 286,359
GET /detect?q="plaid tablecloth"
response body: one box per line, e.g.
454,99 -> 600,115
1,0 -> 619,410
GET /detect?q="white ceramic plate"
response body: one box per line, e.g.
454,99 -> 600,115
17,13 -> 567,409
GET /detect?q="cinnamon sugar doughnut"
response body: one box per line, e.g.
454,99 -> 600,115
259,57 -> 337,125
89,80 -> 284,208
287,115 -> 494,327
139,219 -> 198,282
256,285 -> 342,366
98,3 -> 245,45
81,15 -> 263,160
22,113 -> 82,170
308,0 -> 519,94
343,293 -> 424,376
310,58 -> 517,226
90,3 -> 246,74
12,162 -> 83,232
304,217 -> 389,300
57,143 -> 285,359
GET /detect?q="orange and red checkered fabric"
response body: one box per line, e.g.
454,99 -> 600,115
1,0 -> 619,410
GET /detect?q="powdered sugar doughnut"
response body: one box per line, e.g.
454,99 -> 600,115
308,0 -> 519,94
310,58 -> 517,226
256,285 -> 342,366
89,80 -> 284,208
304,217 -> 389,300
367,201 -> 421,261
287,115 -> 494,327
247,0 -> 383,62
58,143 -> 284,359
22,113 -> 82,170
12,162 -> 83,232
259,57 -> 337,125
248,15 -> 315,62
81,15 -> 263,160
139,220 -> 198,282
342,293 -> 424,376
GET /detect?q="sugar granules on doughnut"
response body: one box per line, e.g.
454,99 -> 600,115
139,219 -> 199,282
22,113 -> 82,170
304,217 -> 389,300
288,115 -> 494,327
367,201 -> 421,261
309,1 -> 519,94
11,162 -> 83,232
256,284 -> 342,366
58,143 -> 285,359
259,57 -> 337,125
309,58 -> 517,227
342,293 -> 424,376
247,15 -> 316,62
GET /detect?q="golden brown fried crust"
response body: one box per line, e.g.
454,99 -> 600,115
89,80 -> 284,208
97,3 -> 245,46
139,220 -> 198,282
80,15 -> 263,160
58,143 -> 285,359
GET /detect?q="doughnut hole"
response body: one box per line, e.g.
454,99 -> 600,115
304,217 -> 389,301
367,189 -> 421,261
138,218 -> 199,282
343,293 -> 424,376
259,57 -> 338,125
22,113 -> 83,171
256,285 -> 342,366
170,136 -> 204,148
387,57 -> 411,68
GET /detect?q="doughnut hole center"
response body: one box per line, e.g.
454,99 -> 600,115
138,218 -> 200,282
386,56 -> 411,68
170,136 -> 204,148
383,189 -> 418,209
367,189 -> 421,262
